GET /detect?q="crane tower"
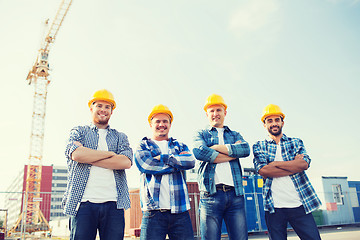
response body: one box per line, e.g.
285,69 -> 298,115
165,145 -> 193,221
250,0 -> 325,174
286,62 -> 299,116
9,0 -> 72,235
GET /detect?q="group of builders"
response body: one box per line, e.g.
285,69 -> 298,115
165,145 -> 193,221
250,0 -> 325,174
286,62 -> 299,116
63,89 -> 322,240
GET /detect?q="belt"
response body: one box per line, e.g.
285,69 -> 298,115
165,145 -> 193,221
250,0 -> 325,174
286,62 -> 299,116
148,209 -> 171,213
216,184 -> 234,192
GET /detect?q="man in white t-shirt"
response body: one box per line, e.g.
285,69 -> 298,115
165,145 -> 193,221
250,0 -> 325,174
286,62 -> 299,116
253,104 -> 321,240
193,94 -> 250,240
135,104 -> 195,240
64,89 -> 133,240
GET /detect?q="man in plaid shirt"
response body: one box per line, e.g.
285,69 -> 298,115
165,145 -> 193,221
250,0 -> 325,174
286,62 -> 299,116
193,94 -> 250,240
253,104 -> 321,240
64,89 -> 132,240
135,104 -> 195,240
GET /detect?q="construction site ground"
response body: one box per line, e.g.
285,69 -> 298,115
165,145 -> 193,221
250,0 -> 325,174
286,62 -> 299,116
3,224 -> 359,240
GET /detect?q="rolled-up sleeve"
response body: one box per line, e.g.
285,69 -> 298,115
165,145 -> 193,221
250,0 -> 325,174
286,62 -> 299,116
192,131 -> 219,163
228,142 -> 250,159
253,142 -> 268,173
117,132 -> 133,165
296,139 -> 311,167
64,127 -> 82,161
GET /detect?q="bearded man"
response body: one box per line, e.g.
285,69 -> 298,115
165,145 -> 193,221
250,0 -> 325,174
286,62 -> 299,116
253,104 -> 322,240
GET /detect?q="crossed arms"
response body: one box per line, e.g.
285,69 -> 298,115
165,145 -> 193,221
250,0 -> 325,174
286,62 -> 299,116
65,127 -> 132,170
134,139 -> 195,175
258,154 -> 308,178
209,141 -> 243,163
253,141 -> 310,178
72,141 -> 132,170
193,131 -> 250,163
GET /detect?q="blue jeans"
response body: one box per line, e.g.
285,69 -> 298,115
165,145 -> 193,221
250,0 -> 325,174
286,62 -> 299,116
69,201 -> 125,240
265,206 -> 321,240
140,210 -> 194,240
199,189 -> 248,240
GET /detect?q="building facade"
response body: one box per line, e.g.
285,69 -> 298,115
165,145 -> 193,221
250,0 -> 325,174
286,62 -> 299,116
4,165 -> 68,229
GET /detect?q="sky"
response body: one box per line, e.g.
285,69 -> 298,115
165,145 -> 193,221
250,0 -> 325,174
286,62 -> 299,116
0,0 -> 359,204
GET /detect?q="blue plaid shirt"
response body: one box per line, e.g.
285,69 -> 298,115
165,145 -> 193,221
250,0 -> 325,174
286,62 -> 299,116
63,123 -> 133,216
134,137 -> 195,213
253,134 -> 321,214
193,126 -> 250,196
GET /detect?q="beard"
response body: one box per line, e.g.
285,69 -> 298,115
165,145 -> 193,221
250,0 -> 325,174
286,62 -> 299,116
268,125 -> 282,136
94,117 -> 110,125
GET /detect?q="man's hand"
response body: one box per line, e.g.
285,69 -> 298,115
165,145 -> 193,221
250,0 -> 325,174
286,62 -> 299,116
179,151 -> 190,155
294,154 -> 304,161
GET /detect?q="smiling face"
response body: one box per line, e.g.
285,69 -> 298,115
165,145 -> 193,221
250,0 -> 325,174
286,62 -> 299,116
206,105 -> 227,128
90,100 -> 113,128
150,113 -> 171,141
263,115 -> 284,137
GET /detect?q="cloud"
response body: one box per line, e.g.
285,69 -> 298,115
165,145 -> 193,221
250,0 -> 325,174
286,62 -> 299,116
229,0 -> 280,34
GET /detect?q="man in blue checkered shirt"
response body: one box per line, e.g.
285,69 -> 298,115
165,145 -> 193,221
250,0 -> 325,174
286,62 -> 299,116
193,94 -> 250,240
134,104 -> 195,240
253,104 -> 321,240
63,89 -> 133,240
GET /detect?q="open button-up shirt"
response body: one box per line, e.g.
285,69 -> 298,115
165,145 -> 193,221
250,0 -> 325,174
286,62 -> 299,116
63,123 -> 133,216
253,134 -> 321,214
193,126 -> 250,196
135,137 -> 195,213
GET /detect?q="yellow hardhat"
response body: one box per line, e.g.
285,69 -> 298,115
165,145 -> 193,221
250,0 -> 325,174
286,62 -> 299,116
204,94 -> 227,111
88,89 -> 116,109
261,104 -> 285,123
148,104 -> 173,123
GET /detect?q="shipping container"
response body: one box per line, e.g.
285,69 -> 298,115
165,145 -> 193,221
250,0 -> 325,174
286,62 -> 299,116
348,181 -> 360,223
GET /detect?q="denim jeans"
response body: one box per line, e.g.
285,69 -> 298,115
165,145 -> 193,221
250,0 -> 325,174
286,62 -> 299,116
140,210 -> 194,240
69,201 -> 125,240
265,206 -> 321,240
199,189 -> 248,240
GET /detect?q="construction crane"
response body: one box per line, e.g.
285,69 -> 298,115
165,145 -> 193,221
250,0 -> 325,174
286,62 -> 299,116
8,0 -> 72,236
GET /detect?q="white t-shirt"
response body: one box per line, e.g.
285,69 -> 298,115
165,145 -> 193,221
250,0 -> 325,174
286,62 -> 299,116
214,128 -> 234,186
81,129 -> 117,203
271,143 -> 302,208
153,140 -> 171,210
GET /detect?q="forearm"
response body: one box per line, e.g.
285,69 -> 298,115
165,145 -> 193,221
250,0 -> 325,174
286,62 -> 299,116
210,145 -> 229,155
71,146 -> 115,163
213,153 -> 236,163
272,159 -> 308,173
92,155 -> 132,170
258,165 -> 293,178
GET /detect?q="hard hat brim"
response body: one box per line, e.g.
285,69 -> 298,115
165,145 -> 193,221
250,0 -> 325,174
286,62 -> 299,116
88,98 -> 116,109
204,103 -> 227,111
261,113 -> 285,123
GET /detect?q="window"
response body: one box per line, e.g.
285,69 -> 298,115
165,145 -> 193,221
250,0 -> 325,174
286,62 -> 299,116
54,183 -> 67,188
349,187 -> 359,207
53,176 -> 67,180
332,184 -> 344,205
53,169 -> 67,173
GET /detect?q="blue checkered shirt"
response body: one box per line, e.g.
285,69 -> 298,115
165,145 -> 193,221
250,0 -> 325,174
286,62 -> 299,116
253,134 -> 321,214
63,123 -> 133,216
192,126 -> 250,196
134,137 -> 195,213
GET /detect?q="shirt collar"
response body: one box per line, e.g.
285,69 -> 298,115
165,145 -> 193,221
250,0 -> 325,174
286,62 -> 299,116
89,123 -> 110,131
266,133 -> 288,143
207,125 -> 231,132
143,136 -> 176,143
